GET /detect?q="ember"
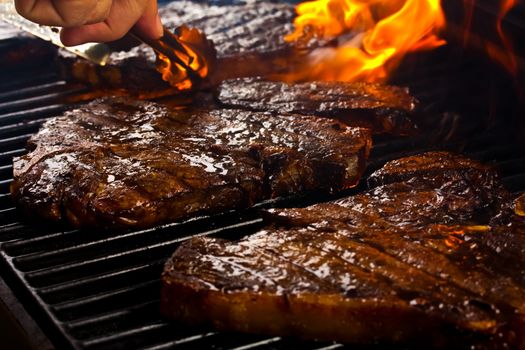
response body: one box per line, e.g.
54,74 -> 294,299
283,0 -> 446,82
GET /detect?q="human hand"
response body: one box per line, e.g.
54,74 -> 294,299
14,0 -> 163,46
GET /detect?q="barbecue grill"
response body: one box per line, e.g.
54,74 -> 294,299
1,1 -> 524,349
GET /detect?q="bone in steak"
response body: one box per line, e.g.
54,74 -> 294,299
11,97 -> 371,228
218,78 -> 418,135
161,152 -> 525,348
59,1 -> 298,96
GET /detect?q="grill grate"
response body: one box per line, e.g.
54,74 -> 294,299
1,10 -> 525,350
0,63 -> 368,349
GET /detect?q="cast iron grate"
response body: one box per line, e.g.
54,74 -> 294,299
0,11 -> 524,350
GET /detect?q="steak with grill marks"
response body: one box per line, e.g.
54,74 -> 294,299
161,152 -> 525,348
217,78 -> 418,135
10,97 -> 371,228
58,1 -> 300,97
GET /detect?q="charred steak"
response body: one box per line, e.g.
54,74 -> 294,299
161,152 -> 525,348
218,78 -> 418,135
11,98 -> 371,228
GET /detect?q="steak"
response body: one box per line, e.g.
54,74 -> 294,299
217,78 -> 418,135
161,152 -> 525,348
366,151 -> 511,217
159,1 -> 296,59
11,97 -> 371,228
59,1 -> 299,97
368,151 -> 500,187
267,152 -> 509,229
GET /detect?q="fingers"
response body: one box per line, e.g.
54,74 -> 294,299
133,0 -> 163,40
84,0 -> 113,25
61,0 -> 161,45
15,0 -> 112,27
16,0 -> 162,46
60,19 -> 139,46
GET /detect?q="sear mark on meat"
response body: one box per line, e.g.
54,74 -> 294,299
11,97 -> 371,228
218,77 -> 418,135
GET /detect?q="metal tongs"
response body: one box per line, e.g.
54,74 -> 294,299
130,26 -> 202,82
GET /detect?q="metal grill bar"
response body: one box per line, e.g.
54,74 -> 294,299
81,323 -> 174,348
66,299 -> 159,330
0,70 -> 57,91
140,332 -> 219,350
0,105 -> 69,125
228,337 -> 283,350
0,81 -> 71,102
0,148 -> 25,164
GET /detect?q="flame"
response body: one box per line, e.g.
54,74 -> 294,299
155,26 -> 216,90
461,0 -> 477,47
157,54 -> 191,90
283,0 -> 446,82
487,0 -> 518,75
461,0 -> 519,76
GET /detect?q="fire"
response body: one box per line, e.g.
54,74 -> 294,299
488,0 -> 518,75
283,0 -> 446,82
155,26 -> 216,90
460,0 -> 519,76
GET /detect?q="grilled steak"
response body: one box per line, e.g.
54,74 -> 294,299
268,152 -> 509,229
159,1 -> 296,58
11,97 -> 371,228
161,152 -> 525,348
366,151 -> 510,217
59,1 -> 299,96
218,78 -> 418,135
59,44 -> 170,98
369,151 -> 499,187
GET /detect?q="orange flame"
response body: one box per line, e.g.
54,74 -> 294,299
487,0 -> 518,75
155,26 -> 216,90
157,53 -> 193,90
462,0 -> 475,46
283,0 -> 446,82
